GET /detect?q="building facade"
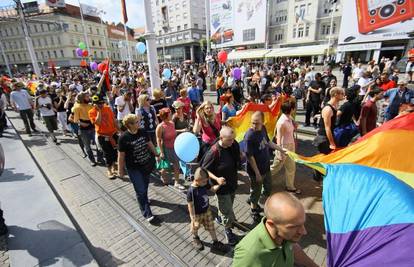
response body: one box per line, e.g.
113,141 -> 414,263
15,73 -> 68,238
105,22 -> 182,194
268,0 -> 342,62
107,23 -> 139,64
0,3 -> 137,74
151,0 -> 207,63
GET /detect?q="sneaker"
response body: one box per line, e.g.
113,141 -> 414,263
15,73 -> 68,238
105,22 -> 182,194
90,161 -> 97,167
174,182 -> 185,190
224,229 -> 238,246
192,236 -> 204,251
107,170 -> 116,180
146,215 -> 155,223
211,240 -> 229,253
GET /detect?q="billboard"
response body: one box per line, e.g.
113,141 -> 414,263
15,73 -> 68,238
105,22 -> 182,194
210,0 -> 267,48
80,3 -> 99,17
339,0 -> 414,44
45,0 -> 66,8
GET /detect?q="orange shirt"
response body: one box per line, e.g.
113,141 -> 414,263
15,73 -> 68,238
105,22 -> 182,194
88,106 -> 117,136
216,76 -> 224,90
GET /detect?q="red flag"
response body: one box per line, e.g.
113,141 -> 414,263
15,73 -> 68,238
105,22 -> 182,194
121,0 -> 128,23
100,59 -> 111,96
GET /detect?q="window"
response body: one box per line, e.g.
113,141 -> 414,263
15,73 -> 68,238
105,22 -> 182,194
40,24 -> 44,32
57,36 -> 61,45
94,51 -> 97,57
100,51 -> 104,58
47,51 -> 51,58
182,1 -> 187,8
4,28 -> 8,36
47,24 -> 51,31
53,51 -> 57,58
34,24 -> 38,33
6,55 -> 10,62
10,28 -> 14,35
38,39 -> 41,47
194,23 -> 198,29
332,23 -> 336,34
184,24 -> 188,29
293,27 -> 297,38
112,52 -> 115,59
243,28 -> 255,41
89,26 -> 92,33
44,37 -> 48,46
96,28 -> 100,35
60,50 -> 64,57
307,3 -> 311,15
183,12 -> 187,19
74,24 -> 78,31
18,54 -> 21,61
177,25 -> 181,31
20,40 -> 24,49
41,51 -> 45,59
159,30 -> 162,35
92,39 -> 95,46
50,36 -> 54,45
305,24 -> 310,36
73,50 -> 76,57
98,40 -> 102,46
176,14 -> 180,20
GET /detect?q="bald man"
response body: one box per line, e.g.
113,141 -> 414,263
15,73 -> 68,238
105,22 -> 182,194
233,192 -> 318,267
201,126 -> 241,245
244,111 -> 285,222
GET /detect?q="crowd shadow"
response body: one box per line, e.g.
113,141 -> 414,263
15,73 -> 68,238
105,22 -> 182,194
149,199 -> 189,224
0,168 -> 34,183
7,220 -> 124,267
300,212 -> 326,249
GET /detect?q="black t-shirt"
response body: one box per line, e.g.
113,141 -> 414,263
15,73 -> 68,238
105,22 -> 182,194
187,184 -> 211,214
245,127 -> 271,176
118,130 -> 153,170
201,142 -> 240,195
338,101 -> 356,126
53,96 -> 67,112
309,80 -> 325,102
231,86 -> 243,104
150,99 -> 167,115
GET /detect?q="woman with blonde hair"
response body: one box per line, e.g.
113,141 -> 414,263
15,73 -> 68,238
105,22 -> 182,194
136,94 -> 158,145
150,88 -> 167,115
193,101 -> 221,157
156,108 -> 185,189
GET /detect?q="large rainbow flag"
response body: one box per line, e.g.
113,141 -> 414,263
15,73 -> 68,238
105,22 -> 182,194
290,113 -> 414,266
227,96 -> 286,144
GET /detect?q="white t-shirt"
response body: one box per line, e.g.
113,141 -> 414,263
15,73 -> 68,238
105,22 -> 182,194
357,77 -> 372,96
114,96 -> 131,120
352,68 -> 364,80
37,96 -> 55,117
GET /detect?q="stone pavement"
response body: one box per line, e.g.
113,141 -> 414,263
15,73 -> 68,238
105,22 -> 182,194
0,119 -> 97,267
6,108 -> 326,266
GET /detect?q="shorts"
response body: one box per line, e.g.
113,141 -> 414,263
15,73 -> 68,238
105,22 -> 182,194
43,115 -> 58,133
164,147 -> 179,166
191,209 -> 214,233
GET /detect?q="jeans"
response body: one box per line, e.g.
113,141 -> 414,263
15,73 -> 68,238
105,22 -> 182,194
127,168 -> 153,218
305,100 -> 321,125
97,134 -> 118,166
56,111 -> 68,131
79,128 -> 96,163
19,109 -> 36,134
215,192 -> 236,229
271,147 -> 296,189
249,171 -> 271,206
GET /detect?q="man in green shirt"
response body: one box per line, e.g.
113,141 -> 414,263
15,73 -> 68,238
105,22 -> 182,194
233,192 -> 318,267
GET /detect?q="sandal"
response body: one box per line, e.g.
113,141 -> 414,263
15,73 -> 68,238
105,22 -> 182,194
285,187 -> 302,194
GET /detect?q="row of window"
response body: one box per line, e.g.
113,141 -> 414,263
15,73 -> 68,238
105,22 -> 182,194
157,31 -> 205,44
274,33 -> 284,43
292,24 -> 310,38
321,23 -> 337,35
4,50 -> 65,62
72,24 -> 105,36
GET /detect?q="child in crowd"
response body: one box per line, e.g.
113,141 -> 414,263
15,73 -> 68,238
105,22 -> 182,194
187,167 -> 228,253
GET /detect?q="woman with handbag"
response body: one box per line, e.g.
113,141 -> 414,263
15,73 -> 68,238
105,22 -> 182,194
118,114 -> 159,223
155,108 -> 185,189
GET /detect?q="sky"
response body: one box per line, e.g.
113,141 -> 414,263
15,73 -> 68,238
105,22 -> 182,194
2,0 -> 146,28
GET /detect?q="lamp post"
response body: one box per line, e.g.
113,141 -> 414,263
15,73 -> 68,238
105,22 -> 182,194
326,0 -> 337,60
143,0 -> 160,90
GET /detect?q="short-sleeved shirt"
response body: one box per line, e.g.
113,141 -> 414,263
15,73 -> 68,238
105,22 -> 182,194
245,127 -> 271,176
89,106 -> 117,136
222,105 -> 237,121
37,96 -> 55,117
114,96 -> 131,120
338,101 -> 357,126
308,80 -> 325,102
187,87 -> 201,105
118,130 -> 152,170
201,142 -> 240,195
53,96 -> 67,112
379,80 -> 396,92
233,218 -> 294,267
10,89 -> 32,110
187,184 -> 211,215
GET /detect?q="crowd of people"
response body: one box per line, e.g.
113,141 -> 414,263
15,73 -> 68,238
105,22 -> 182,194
0,56 -> 413,266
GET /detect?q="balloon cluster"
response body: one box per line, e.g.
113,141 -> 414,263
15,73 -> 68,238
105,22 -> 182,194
218,50 -> 227,64
76,42 -> 89,58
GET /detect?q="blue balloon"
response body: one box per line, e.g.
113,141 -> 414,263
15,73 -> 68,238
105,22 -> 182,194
136,42 -> 146,54
162,68 -> 172,79
174,132 -> 200,163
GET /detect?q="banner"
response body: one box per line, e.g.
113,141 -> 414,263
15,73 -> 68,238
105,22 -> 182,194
339,0 -> 414,44
45,0 -> 65,8
80,3 -> 99,17
210,0 -> 267,48
121,0 -> 128,24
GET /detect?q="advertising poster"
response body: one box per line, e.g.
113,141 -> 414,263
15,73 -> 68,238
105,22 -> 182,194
210,0 -> 267,48
339,0 -> 414,44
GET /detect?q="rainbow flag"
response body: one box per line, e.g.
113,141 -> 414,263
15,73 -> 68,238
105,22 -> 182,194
227,96 -> 286,144
290,113 -> 414,266
26,80 -> 38,95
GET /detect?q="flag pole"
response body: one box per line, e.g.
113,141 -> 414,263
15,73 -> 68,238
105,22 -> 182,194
124,23 -> 133,69
78,0 -> 91,62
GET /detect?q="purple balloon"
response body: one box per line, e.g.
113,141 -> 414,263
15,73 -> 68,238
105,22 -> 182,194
76,48 -> 83,57
233,68 -> 242,80
90,61 -> 98,71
